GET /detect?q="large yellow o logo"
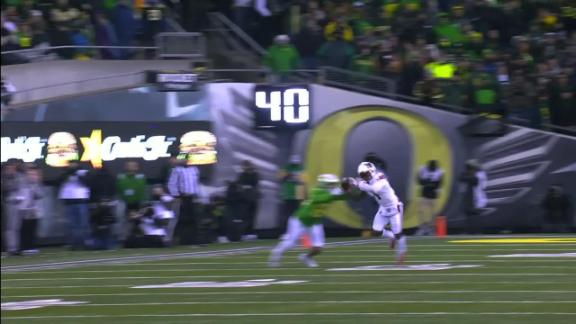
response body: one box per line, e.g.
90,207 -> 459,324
305,106 -> 453,229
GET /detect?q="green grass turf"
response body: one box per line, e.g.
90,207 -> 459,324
2,236 -> 575,324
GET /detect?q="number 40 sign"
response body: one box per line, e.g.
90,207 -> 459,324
253,85 -> 311,129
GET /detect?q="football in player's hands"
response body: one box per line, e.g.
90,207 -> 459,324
341,177 -> 357,191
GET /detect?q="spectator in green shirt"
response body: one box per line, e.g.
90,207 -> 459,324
263,34 -> 300,83
117,161 -> 147,238
434,13 -> 465,47
471,72 -> 499,115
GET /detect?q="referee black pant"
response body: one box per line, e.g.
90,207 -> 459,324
176,195 -> 198,245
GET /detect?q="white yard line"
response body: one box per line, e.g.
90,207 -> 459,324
216,254 -> 575,258
319,248 -> 576,252
3,291 -> 576,299
0,247 -> 266,272
50,300 -> 576,305
3,312 -> 576,320
84,260 -> 576,266
5,265 -> 576,275
2,301 -> 576,307
0,239 -> 377,273
3,282 -> 572,290
355,244 -> 576,247
2,273 -> 573,282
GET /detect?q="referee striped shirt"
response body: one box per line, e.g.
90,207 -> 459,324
167,166 -> 200,197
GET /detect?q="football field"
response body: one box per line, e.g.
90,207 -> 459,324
2,236 -> 576,323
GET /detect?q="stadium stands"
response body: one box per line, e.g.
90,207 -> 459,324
1,0 -> 166,62
247,0 -> 576,129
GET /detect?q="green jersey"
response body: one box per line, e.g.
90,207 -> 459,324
116,173 -> 147,204
296,187 -> 346,227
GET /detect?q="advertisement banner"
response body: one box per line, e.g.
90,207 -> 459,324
1,121 -> 217,181
146,71 -> 200,92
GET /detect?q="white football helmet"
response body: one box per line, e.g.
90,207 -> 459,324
317,173 -> 340,186
357,161 -> 376,181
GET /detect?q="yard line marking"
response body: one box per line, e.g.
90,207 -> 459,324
6,265 -> 576,275
0,239 -> 375,273
450,238 -> 576,243
198,254 -> 575,257
319,248 -> 576,252
0,247 -> 266,272
4,312 -> 576,320
490,253 -> 576,258
6,262 -> 574,275
3,244 -> 574,269
3,291 -> 576,298
3,282 -> 572,290
403,244 -> 576,247
101,260 -> 576,266
2,312 -> 576,320
3,301 -> 576,307
2,273 -> 573,282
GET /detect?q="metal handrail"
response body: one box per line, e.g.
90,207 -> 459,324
0,71 -> 147,107
1,45 -> 157,55
1,67 -> 574,136
1,71 -> 145,94
207,12 -> 266,56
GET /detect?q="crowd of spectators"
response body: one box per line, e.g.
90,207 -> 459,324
257,0 -> 576,128
1,157 -> 263,254
1,0 -> 167,64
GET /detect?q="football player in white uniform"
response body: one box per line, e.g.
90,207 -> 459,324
344,161 -> 407,265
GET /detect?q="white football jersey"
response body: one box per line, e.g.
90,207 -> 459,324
358,172 -> 400,209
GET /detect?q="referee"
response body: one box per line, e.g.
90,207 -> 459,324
167,158 -> 201,245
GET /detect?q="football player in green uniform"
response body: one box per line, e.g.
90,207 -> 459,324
269,174 -> 349,268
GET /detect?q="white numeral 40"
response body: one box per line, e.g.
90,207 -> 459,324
255,89 -> 309,123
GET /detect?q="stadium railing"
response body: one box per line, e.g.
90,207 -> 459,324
2,67 -> 574,137
206,12 -> 266,57
1,71 -> 146,108
1,32 -> 206,62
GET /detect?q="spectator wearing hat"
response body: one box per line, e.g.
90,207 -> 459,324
263,34 -> 300,83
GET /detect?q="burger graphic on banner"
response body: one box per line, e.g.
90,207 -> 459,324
178,131 -> 217,165
45,132 -> 79,167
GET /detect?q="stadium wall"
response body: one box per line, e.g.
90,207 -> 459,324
2,83 -> 575,241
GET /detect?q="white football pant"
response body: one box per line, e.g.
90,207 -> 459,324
372,204 -> 407,257
271,217 -> 325,261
